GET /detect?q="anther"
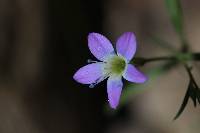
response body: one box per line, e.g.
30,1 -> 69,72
88,75 -> 109,89
89,84 -> 95,88
87,59 -> 98,63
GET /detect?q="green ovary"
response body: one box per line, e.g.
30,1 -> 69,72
108,56 -> 126,75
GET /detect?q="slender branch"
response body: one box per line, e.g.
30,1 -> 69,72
133,52 -> 200,66
192,53 -> 200,60
144,56 -> 175,62
132,56 -> 176,66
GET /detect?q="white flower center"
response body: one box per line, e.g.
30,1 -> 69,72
104,55 -> 127,76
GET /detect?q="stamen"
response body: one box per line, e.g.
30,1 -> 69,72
87,59 -> 98,63
89,84 -> 95,88
89,74 -> 110,88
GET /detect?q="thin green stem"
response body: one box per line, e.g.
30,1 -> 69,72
144,56 -> 175,62
133,52 -> 200,66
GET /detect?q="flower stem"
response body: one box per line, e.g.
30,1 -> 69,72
133,52 -> 200,66
144,56 -> 175,62
132,56 -> 175,66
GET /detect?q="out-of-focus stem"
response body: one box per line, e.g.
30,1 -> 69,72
133,52 -> 200,66
144,56 -> 175,62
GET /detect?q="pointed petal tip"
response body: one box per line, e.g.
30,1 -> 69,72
73,72 -> 80,83
108,97 -> 120,109
107,76 -> 123,110
135,73 -> 148,83
138,75 -> 148,83
123,32 -> 135,35
73,73 -> 76,80
109,101 -> 118,109
73,71 -> 83,84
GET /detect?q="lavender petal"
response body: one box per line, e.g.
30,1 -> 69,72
123,64 -> 147,83
116,32 -> 136,61
73,63 -> 104,84
88,33 -> 114,61
107,76 -> 123,109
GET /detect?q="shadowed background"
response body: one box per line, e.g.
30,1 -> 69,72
0,0 -> 200,133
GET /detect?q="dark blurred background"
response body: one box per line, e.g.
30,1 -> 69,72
0,0 -> 200,133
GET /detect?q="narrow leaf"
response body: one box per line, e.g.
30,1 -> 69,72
174,80 -> 191,120
196,89 -> 200,104
189,90 -> 197,107
198,96 -> 200,104
165,0 -> 183,36
174,79 -> 200,120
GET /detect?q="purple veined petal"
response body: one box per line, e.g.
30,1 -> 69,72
73,63 -> 104,84
116,32 -> 137,61
107,76 -> 123,109
123,64 -> 147,83
88,33 -> 115,61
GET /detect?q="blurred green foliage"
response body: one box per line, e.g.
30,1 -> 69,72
165,0 -> 183,37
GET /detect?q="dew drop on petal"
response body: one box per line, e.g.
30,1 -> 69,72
97,47 -> 102,51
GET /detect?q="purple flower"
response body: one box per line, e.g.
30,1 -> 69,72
73,32 -> 147,109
